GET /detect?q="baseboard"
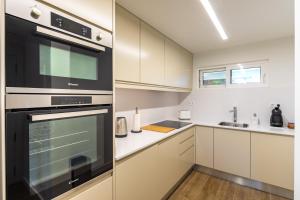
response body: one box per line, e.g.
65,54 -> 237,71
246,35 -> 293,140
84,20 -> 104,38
195,165 -> 294,199
161,166 -> 194,200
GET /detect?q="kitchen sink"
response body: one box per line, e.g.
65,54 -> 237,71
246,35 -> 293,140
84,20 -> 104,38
218,122 -> 249,128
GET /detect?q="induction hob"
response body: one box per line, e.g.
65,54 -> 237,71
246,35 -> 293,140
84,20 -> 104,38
153,120 -> 191,129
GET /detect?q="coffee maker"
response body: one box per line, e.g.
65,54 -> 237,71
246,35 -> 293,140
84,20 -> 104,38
270,104 -> 283,127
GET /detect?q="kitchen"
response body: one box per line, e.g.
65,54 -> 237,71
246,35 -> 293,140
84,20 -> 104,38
0,0 -> 299,200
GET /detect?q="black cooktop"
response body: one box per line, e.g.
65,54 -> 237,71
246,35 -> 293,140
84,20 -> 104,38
153,120 -> 191,129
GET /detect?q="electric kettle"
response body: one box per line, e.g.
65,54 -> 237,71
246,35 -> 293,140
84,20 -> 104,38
116,117 -> 128,138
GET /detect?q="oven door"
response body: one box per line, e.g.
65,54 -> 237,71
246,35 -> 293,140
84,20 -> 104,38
5,14 -> 112,94
6,105 -> 113,200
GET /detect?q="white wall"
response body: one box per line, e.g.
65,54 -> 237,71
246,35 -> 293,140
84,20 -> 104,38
115,88 -> 180,130
179,37 -> 294,126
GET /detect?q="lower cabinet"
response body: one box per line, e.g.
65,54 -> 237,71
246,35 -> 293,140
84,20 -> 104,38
116,145 -> 160,200
67,176 -> 113,200
195,126 -> 214,168
195,126 -> 294,190
116,128 -> 195,200
251,133 -> 294,190
214,128 -> 251,178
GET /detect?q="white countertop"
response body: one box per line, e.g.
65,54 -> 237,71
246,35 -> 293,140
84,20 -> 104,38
193,121 -> 295,136
115,121 -> 294,161
115,124 -> 194,161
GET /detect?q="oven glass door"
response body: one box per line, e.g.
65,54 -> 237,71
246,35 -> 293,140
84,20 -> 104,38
6,106 -> 113,200
5,14 -> 112,92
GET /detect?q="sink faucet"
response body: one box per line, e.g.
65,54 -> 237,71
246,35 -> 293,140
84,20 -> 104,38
229,107 -> 237,123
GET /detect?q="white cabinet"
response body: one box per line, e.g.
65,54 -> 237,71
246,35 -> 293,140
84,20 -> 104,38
115,5 -> 140,82
251,133 -> 294,190
41,0 -> 113,31
69,176 -> 112,200
116,128 -> 195,200
157,135 -> 181,198
116,145 -> 160,200
214,128 -> 250,178
195,126 -> 214,168
140,22 -> 165,85
165,39 -> 193,88
55,176 -> 113,200
115,5 -> 193,91
177,128 -> 195,176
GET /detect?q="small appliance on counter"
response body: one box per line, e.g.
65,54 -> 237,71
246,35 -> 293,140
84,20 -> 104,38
116,117 -> 128,138
178,110 -> 191,120
270,104 -> 283,127
132,107 -> 142,133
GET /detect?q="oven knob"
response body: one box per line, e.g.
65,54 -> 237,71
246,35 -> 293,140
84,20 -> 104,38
96,34 -> 103,41
31,6 -> 42,19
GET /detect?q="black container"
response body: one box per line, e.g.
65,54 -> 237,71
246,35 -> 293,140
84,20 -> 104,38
270,104 -> 283,127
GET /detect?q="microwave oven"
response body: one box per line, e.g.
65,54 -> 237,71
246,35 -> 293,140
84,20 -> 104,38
5,0 -> 112,94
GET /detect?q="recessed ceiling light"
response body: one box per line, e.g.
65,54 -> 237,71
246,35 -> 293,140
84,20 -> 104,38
200,0 -> 228,40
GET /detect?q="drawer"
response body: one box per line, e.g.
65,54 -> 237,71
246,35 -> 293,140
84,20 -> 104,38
179,135 -> 194,154
177,128 -> 194,142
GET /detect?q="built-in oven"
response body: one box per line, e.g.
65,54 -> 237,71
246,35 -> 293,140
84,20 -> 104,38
5,94 -> 113,200
5,0 -> 112,94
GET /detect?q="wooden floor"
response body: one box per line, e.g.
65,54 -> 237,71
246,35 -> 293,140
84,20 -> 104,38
168,171 -> 289,200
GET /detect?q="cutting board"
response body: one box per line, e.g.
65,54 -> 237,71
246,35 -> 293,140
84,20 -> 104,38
142,125 -> 175,133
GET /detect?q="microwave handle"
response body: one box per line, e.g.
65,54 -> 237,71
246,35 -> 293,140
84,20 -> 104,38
30,109 -> 108,122
36,26 -> 105,52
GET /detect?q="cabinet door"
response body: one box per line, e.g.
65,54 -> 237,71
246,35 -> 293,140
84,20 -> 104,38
157,136 -> 180,198
165,39 -> 193,88
214,128 -> 250,178
115,5 -> 140,82
116,145 -> 160,200
196,126 -> 214,168
41,0 -> 113,31
251,133 -> 294,190
140,22 -> 165,85
68,176 -> 112,200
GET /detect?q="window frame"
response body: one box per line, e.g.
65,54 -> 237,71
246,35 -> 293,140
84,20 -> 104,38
198,61 -> 267,89
199,67 -> 226,88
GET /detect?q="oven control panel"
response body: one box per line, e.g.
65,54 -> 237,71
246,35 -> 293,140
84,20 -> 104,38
51,96 -> 92,105
51,13 -> 92,39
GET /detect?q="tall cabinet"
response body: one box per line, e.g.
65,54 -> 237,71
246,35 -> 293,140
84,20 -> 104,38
115,5 -> 193,92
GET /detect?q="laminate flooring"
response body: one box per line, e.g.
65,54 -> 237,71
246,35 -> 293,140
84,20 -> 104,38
168,171 -> 290,200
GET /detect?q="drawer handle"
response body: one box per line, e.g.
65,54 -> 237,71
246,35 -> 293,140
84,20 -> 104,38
179,145 -> 194,156
179,135 -> 194,144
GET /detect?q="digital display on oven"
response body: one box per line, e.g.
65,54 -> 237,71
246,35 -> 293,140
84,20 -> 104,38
51,12 -> 92,39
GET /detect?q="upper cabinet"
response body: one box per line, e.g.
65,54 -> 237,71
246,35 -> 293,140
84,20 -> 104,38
165,39 -> 193,88
40,0 -> 113,31
115,5 -> 140,82
140,22 -> 165,85
115,5 -> 193,92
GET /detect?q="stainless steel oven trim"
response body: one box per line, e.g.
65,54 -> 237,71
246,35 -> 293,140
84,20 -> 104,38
6,94 -> 113,109
31,109 -> 108,122
36,26 -> 106,52
6,87 -> 113,95
6,0 -> 113,48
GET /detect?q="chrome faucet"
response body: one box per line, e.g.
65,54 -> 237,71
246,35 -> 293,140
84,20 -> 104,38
230,107 -> 237,123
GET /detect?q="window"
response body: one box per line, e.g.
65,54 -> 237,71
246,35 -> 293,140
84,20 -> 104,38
200,68 -> 226,87
199,62 -> 266,88
230,67 -> 261,84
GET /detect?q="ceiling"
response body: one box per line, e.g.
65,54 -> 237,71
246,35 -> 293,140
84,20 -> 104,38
116,0 -> 294,54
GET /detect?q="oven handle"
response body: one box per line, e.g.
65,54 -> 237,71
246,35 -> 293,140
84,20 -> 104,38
36,26 -> 105,52
30,109 -> 108,122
